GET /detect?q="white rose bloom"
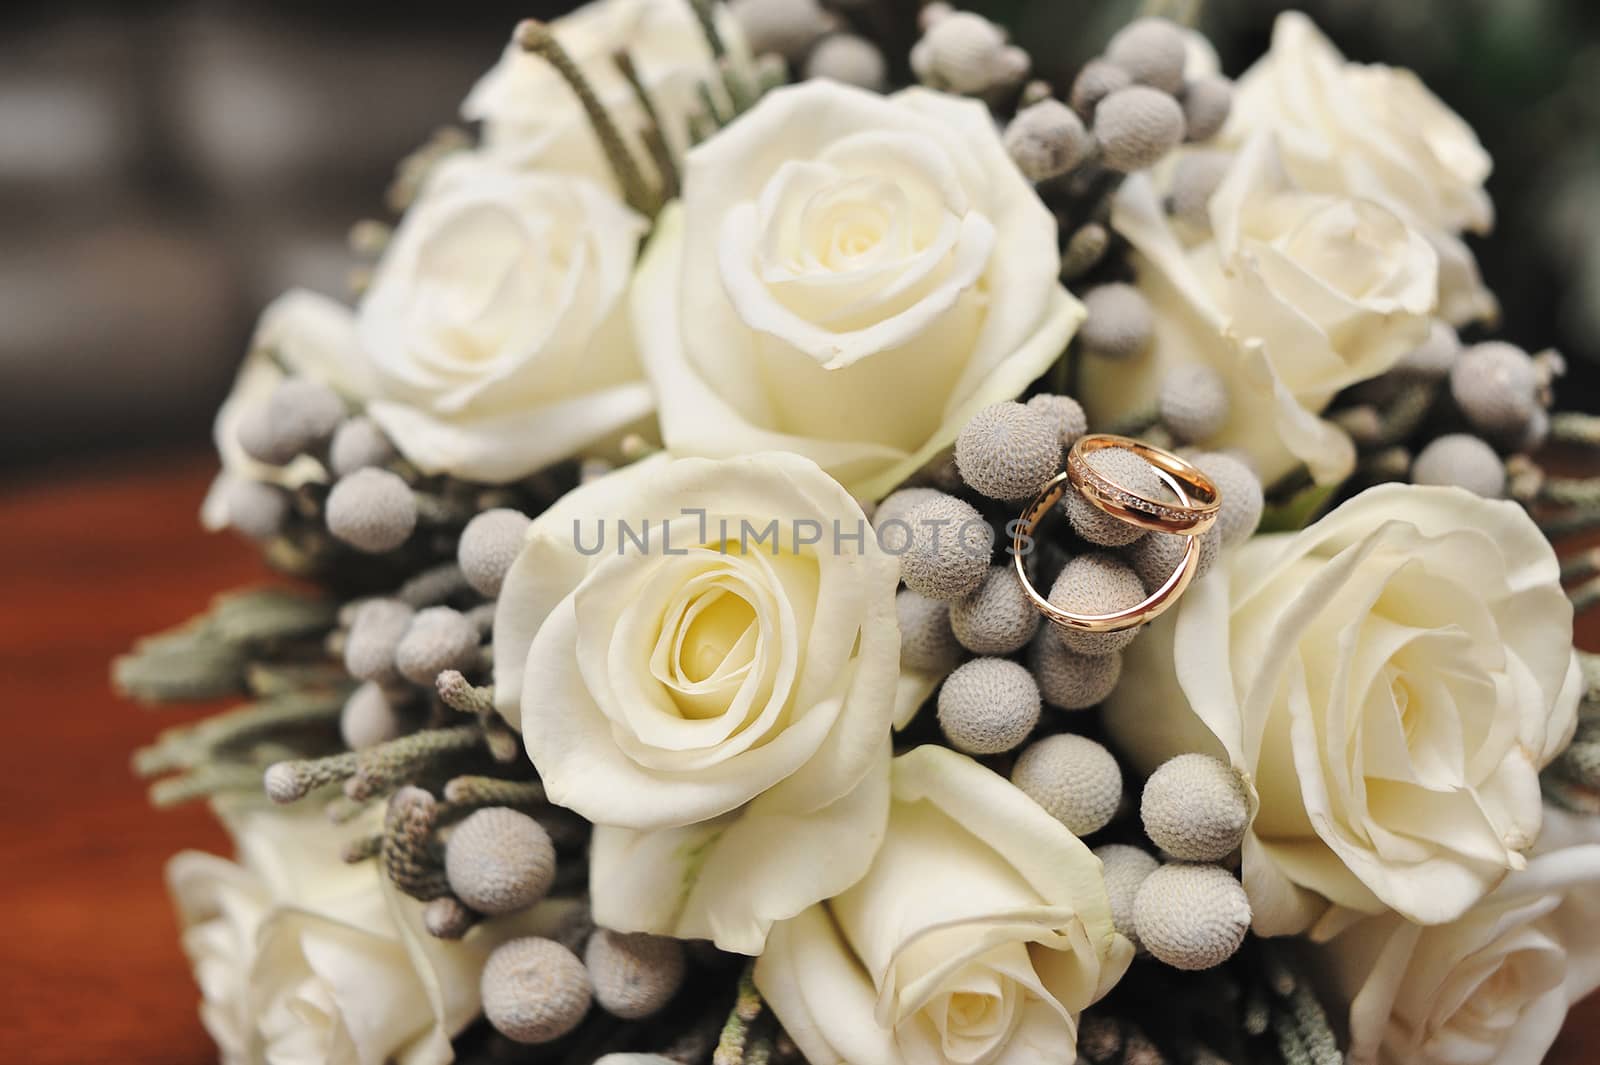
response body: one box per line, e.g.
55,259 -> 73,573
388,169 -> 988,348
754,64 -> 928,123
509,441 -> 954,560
1318,806 -> 1600,1065
493,451 -> 905,953
1105,484 -> 1581,935
631,80 -> 1082,501
1078,132 -> 1437,485
203,151 -> 654,491
756,746 -> 1133,1065
167,797 -> 573,1065
462,0 -> 742,191
1225,11 -> 1496,325
359,153 -> 652,482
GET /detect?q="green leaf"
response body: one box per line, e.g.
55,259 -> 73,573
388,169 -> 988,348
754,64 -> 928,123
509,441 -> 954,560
1257,479 -> 1341,534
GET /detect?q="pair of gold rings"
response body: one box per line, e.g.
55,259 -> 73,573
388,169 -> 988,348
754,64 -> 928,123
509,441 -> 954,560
1012,434 -> 1221,634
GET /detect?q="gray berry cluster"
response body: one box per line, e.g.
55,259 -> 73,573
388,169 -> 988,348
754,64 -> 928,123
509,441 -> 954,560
1166,151 -> 1231,235
1132,862 -> 1251,970
1085,19 -> 1232,165
445,807 -> 557,916
1078,284 -> 1153,362
1157,364 -> 1230,444
1140,754 -> 1249,862
326,468 -> 416,553
910,5 -> 1030,100
911,404 -> 1268,759
238,377 -> 345,467
1001,16 -> 1232,189
479,922 -> 689,1045
938,657 -> 1040,754
1011,733 -> 1122,835
955,401 -> 1063,502
481,937 -> 591,1044
1325,322 -> 1559,499
1091,838 -> 1251,969
1450,341 -> 1543,443
730,0 -> 885,90
458,508 -> 531,597
225,372 -> 433,551
1022,753 -> 1253,970
899,493 -> 994,601
341,597 -> 486,693
1412,434 -> 1505,498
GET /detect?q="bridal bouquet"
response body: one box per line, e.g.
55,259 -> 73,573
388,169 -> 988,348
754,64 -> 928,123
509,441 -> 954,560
118,2 -> 1600,1064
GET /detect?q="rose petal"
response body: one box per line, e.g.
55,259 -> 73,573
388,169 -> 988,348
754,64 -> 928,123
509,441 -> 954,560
591,745 -> 891,955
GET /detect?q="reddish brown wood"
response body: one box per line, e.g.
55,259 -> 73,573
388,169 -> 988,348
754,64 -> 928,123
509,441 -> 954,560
1,454 -> 1597,1063
0,456 -> 258,1065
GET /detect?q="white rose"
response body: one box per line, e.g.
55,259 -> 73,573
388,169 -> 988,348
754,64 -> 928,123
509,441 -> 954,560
462,0 -> 742,191
359,153 -> 653,482
756,745 -> 1133,1065
1105,484 -> 1581,935
631,80 -> 1082,501
493,451 -> 906,952
167,797 -> 572,1065
204,151 -> 655,491
1317,806 -> 1600,1065
1225,11 -> 1496,325
1078,132 -> 1437,485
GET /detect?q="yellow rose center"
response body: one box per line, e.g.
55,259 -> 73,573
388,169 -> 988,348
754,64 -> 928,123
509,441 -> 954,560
675,589 -> 758,686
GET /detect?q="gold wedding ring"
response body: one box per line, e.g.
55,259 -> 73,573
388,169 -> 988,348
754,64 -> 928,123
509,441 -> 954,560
1011,435 -> 1219,634
1066,434 -> 1220,535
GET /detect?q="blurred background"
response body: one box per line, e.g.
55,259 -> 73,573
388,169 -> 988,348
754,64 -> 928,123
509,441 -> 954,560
2,0 -> 1597,483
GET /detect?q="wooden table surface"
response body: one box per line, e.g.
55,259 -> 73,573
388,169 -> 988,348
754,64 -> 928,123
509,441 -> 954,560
2,453 -> 1597,1065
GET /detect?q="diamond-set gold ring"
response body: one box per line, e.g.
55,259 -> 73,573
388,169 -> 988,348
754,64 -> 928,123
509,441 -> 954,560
1012,434 -> 1219,634
1065,433 -> 1220,536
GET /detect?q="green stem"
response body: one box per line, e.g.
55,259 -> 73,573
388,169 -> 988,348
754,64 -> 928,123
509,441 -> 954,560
514,20 -> 659,216
713,963 -> 764,1065
114,631 -> 246,704
688,0 -> 727,59
397,562 -> 470,608
1060,222 -> 1109,282
1542,476 -> 1600,508
615,50 -> 681,201
134,690 -> 346,777
442,775 -> 547,808
1552,412 -> 1600,447
264,750 -> 359,803
345,724 -> 485,801
697,78 -> 733,129
149,764 -> 265,808
1373,382 -> 1437,448
1143,0 -> 1204,26
1287,984 -> 1342,1065
209,588 -> 337,645
382,786 -> 450,900
435,670 -> 495,716
245,661 -> 349,696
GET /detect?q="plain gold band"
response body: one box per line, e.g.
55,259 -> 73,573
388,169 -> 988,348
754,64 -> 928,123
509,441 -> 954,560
1012,467 -> 1200,634
1067,433 -> 1220,535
